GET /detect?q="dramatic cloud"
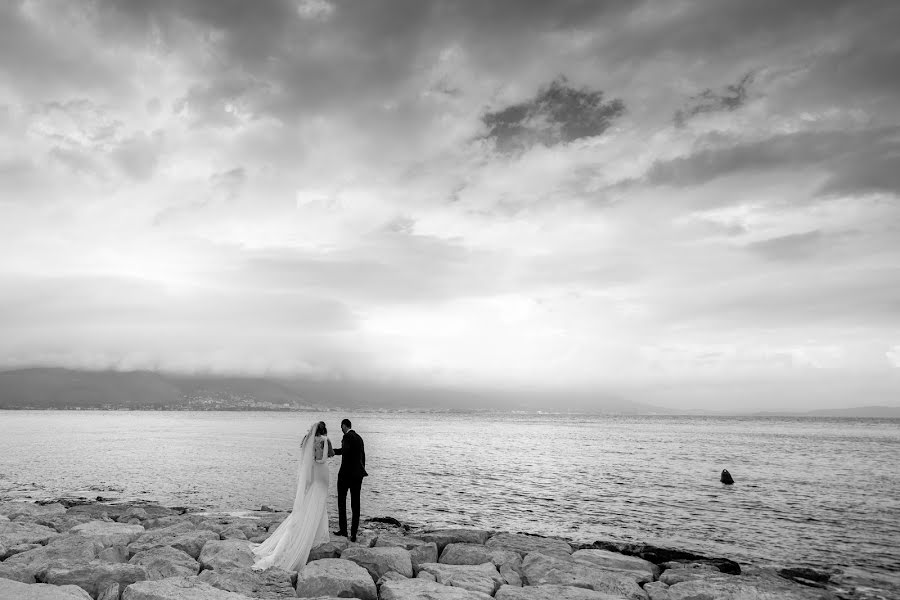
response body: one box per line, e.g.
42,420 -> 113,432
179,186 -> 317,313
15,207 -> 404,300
1,0 -> 899,409
482,77 -> 626,153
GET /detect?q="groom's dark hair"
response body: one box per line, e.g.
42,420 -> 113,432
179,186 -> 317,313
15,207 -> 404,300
341,418 -> 352,429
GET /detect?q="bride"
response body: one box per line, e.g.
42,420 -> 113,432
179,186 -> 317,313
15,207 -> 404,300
252,421 -> 334,571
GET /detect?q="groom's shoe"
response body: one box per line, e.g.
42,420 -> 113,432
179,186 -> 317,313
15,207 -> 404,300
349,534 -> 357,543
332,530 -> 348,538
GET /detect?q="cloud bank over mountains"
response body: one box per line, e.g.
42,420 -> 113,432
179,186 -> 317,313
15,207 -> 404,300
1,0 -> 898,409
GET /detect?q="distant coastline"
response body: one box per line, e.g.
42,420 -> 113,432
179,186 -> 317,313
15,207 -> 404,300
1,367 -> 899,417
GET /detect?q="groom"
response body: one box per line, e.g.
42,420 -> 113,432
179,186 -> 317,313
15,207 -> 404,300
333,418 -> 367,542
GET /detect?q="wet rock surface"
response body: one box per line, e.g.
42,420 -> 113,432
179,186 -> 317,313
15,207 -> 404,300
0,499 -> 889,600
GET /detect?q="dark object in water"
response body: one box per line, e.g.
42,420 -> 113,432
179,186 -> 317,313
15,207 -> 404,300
366,516 -> 405,528
720,469 -> 735,484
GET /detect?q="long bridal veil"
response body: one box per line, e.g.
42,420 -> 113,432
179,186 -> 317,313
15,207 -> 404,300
252,422 -> 330,571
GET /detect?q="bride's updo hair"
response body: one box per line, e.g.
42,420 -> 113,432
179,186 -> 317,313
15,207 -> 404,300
315,421 -> 327,436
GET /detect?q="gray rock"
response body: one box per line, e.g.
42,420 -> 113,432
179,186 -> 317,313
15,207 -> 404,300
198,567 -> 296,599
0,560 -> 37,583
417,562 -> 504,596
142,516 -> 193,530
309,539 -> 350,561
2,542 -> 41,559
0,502 -> 67,522
440,543 -> 521,568
294,558 -> 377,600
500,563 -> 523,586
375,534 -> 439,572
340,545 -> 414,580
412,529 -> 494,552
67,504 -> 137,522
487,533 -> 573,558
71,520 -> 146,548
123,507 -> 150,522
0,578 -> 93,600
122,576 -> 254,599
198,539 -> 256,571
379,577 -> 493,600
128,523 -> 220,559
496,584 -> 627,600
521,552 -> 648,600
417,570 -> 437,581
221,527 -> 248,540
377,570 -> 411,586
643,581 -> 670,600
572,548 -> 660,584
97,582 -> 120,600
661,568 -> 831,600
0,520 -> 60,547
3,534 -> 102,580
40,560 -> 149,599
98,545 -> 131,563
129,545 -> 200,579
36,513 -> 100,534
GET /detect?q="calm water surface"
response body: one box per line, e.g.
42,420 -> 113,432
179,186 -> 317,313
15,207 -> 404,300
1,411 -> 898,589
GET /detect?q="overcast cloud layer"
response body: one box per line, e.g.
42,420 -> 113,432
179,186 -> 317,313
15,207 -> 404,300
1,0 -> 899,409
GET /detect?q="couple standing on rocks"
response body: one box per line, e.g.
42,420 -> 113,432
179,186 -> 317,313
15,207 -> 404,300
251,418 -> 367,571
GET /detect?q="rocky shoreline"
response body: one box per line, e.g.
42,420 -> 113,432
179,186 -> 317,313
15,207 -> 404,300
0,499 -> 886,600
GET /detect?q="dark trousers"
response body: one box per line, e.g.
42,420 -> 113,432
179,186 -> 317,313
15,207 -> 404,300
337,477 -> 362,536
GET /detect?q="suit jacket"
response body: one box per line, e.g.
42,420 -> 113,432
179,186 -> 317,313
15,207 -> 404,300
334,429 -> 368,482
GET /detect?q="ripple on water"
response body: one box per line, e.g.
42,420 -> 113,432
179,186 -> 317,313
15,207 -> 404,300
0,410 -> 898,595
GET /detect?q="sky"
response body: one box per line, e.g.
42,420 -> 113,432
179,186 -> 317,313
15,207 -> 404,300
1,0 -> 899,410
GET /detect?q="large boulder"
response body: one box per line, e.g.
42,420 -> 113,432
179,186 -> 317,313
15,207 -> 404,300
198,567 -> 296,599
379,577 -> 493,600
412,529 -> 493,552
496,584 -> 628,600
521,552 -> 648,600
643,581 -> 670,600
129,545 -> 200,579
71,520 -> 146,548
294,558 -> 377,600
2,542 -> 41,559
591,540 -> 741,575
309,538 -> 350,561
98,545 -> 131,563
122,576 -> 254,599
440,543 -> 521,568
0,520 -> 60,547
198,539 -> 256,571
0,578 -> 93,600
36,512 -> 101,534
340,545 -> 414,580
3,535 -> 102,580
659,568 -> 831,600
66,504 -> 132,522
487,533 -> 572,558
0,501 -> 67,522
376,534 -> 439,571
417,562 -> 504,596
39,561 -> 149,598
572,549 -> 660,584
0,560 -> 37,583
128,523 -> 220,559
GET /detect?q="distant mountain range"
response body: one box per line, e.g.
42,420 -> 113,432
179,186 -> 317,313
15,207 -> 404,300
0,368 -> 898,417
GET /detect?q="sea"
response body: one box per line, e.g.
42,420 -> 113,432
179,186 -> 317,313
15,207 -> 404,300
1,410 -> 898,594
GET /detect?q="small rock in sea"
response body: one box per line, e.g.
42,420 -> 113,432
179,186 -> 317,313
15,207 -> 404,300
720,469 -> 735,484
260,505 -> 275,512
367,516 -> 405,528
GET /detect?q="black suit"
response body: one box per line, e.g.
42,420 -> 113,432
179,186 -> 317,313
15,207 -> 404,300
333,429 -> 367,537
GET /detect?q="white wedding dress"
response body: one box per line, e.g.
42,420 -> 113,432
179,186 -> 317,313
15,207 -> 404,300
252,423 -> 331,571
